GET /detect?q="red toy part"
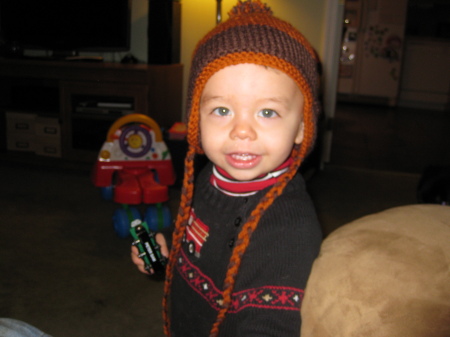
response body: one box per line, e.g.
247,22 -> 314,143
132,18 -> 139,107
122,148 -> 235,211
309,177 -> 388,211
92,160 -> 176,188
113,169 -> 169,205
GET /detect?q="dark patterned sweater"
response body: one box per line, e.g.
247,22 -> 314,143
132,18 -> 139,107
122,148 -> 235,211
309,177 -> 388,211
168,163 -> 322,337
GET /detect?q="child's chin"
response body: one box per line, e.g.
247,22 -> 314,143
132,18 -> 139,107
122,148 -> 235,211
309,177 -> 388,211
227,169 -> 262,182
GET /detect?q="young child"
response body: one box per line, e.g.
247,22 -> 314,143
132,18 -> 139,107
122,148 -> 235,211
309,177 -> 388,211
132,1 -> 322,335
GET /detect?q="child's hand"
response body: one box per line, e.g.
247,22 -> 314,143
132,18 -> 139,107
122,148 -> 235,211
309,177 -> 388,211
130,233 -> 169,275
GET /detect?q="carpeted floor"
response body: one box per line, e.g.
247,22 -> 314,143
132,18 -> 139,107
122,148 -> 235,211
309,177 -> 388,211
0,164 -> 168,337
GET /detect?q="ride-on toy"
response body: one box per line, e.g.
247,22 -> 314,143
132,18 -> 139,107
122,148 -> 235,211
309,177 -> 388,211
92,114 -> 175,271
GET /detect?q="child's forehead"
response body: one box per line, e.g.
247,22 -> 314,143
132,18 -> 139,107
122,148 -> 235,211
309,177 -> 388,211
201,63 -> 303,97
216,63 -> 279,73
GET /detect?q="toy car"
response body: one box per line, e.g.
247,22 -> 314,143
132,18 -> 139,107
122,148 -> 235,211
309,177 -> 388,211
130,219 -> 167,274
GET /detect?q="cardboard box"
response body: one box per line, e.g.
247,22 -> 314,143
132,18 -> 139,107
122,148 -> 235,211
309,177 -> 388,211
6,134 -> 35,152
35,116 -> 61,138
6,112 -> 62,156
6,111 -> 37,135
35,136 -> 61,158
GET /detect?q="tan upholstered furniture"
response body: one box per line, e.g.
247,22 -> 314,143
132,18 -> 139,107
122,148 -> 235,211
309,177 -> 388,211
301,205 -> 450,337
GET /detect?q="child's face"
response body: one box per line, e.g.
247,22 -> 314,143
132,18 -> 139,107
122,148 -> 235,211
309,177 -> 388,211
199,63 -> 304,181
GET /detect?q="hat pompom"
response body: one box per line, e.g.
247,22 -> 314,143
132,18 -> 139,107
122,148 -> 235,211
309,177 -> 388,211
229,0 -> 273,18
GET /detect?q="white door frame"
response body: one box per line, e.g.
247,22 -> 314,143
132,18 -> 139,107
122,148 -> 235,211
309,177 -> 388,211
320,0 -> 345,167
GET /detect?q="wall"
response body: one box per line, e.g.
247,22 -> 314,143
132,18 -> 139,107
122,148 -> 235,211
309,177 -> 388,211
129,0 -> 149,63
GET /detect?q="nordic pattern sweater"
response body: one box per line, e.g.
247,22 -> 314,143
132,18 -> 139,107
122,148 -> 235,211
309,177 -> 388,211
168,163 -> 322,336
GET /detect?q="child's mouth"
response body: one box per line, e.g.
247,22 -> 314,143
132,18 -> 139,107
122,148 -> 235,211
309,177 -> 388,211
226,153 -> 261,169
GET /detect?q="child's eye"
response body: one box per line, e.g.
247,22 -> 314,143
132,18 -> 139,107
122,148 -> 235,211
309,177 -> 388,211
212,107 -> 230,116
258,109 -> 278,118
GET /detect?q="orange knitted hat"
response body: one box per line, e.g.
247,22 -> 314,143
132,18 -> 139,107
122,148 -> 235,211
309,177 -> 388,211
163,2 -> 321,336
186,0 -> 320,158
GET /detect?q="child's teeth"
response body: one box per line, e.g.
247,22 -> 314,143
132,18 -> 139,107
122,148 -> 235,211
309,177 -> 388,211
233,154 -> 254,160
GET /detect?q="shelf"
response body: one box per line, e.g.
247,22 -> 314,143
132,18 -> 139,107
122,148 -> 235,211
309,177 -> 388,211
0,58 -> 183,163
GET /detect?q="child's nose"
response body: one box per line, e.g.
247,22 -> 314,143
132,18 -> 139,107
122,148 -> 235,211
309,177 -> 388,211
230,117 -> 257,140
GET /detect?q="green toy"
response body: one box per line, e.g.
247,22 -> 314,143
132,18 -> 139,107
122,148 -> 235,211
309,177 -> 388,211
130,219 -> 166,274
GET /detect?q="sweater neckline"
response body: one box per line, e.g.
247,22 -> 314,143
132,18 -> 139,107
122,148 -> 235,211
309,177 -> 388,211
209,158 -> 292,197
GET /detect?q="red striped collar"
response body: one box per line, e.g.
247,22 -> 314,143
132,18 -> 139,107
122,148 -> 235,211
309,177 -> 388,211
210,158 -> 293,196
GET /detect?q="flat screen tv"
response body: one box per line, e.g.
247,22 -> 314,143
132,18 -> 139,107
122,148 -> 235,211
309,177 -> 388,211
0,0 -> 131,58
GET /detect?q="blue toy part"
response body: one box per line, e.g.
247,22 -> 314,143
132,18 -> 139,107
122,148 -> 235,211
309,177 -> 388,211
100,185 -> 114,201
113,206 -> 141,238
144,203 -> 172,232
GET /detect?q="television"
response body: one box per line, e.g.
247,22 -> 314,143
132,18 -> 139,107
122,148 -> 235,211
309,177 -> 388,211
0,0 -> 131,58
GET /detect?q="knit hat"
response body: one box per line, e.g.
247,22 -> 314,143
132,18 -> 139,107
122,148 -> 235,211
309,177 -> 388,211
163,1 -> 321,336
186,0 -> 320,157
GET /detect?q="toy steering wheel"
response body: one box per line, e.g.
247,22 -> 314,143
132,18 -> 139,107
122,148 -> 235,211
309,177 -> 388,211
119,124 -> 152,158
106,114 -> 163,143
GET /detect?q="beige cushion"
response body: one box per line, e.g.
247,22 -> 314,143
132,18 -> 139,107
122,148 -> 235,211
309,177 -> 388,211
301,205 -> 450,337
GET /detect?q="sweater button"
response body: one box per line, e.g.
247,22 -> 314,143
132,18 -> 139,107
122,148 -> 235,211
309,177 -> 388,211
234,217 -> 242,227
188,241 -> 195,255
228,238 -> 235,247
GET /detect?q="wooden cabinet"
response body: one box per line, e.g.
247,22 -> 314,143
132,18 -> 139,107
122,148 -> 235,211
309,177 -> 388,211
398,38 -> 450,111
0,58 -> 183,163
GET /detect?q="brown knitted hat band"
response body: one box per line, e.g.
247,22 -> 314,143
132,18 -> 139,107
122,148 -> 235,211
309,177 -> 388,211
189,25 -> 318,96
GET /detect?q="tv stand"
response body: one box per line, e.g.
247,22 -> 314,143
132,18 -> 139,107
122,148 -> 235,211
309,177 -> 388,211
65,56 -> 104,62
4,54 -> 104,63
0,58 -> 183,163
